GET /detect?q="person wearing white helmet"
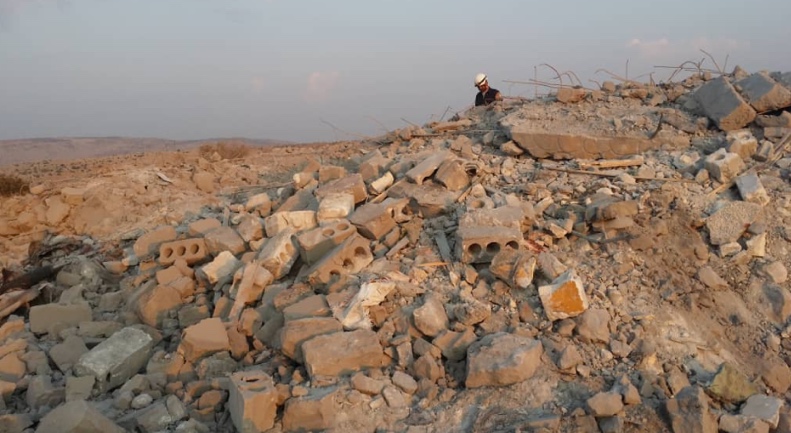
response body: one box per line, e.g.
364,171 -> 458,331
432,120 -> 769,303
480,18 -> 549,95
474,73 -> 502,106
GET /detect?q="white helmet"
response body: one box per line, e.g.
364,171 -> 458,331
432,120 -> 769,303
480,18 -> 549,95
474,73 -> 487,87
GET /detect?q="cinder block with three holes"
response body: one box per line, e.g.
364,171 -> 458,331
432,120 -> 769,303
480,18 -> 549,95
158,238 -> 209,266
305,234 -> 373,287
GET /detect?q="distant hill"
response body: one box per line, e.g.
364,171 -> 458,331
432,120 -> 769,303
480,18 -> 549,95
0,137 -> 293,166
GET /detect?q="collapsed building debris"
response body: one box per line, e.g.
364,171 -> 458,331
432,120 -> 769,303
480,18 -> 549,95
0,65 -> 790,432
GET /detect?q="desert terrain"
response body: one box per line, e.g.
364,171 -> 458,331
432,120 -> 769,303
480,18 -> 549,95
0,68 -> 790,433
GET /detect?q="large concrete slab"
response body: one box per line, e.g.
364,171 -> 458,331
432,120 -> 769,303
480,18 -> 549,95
509,125 -> 664,159
693,76 -> 756,131
73,327 -> 153,392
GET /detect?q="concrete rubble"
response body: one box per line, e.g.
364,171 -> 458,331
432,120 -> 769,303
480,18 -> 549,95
0,65 -> 790,432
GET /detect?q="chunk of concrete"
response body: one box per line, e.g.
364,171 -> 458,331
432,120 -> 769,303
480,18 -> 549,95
405,151 -> 453,185
315,174 -> 367,204
557,87 -> 587,103
134,226 -> 178,258
575,308 -> 611,343
432,328 -> 477,362
707,362 -> 759,404
316,193 -> 355,223
135,284 -> 184,328
187,218 -> 222,237
305,234 -> 373,287
35,400 -> 125,433
256,228 -> 299,279
666,386 -> 717,433
349,202 -> 397,241
412,294 -> 449,338
178,318 -> 231,363
49,335 -> 89,372
726,129 -> 759,160
334,281 -> 395,330
490,247 -> 537,289
434,158 -> 470,191
282,387 -> 339,432
280,317 -> 343,362
466,333 -> 543,388
765,261 -> 789,284
735,172 -> 770,206
706,202 -> 763,245
228,261 -> 274,320
74,327 -> 154,392
704,148 -> 745,183
295,219 -> 356,265
244,193 -> 272,216
264,210 -> 317,237
539,270 -> 589,321
228,371 -> 277,433
741,394 -> 783,429
301,330 -> 383,379
509,126 -> 661,159
693,76 -> 757,131
696,266 -> 729,290
736,71 -> 791,112
204,226 -> 246,255
29,302 -> 92,335
587,392 -> 624,417
197,251 -> 242,285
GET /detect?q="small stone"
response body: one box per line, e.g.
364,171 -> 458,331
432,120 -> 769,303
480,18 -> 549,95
392,371 -> 418,394
696,266 -> 728,290
707,362 -> 759,403
131,393 -> 154,409
587,392 -> 624,417
765,261 -> 788,284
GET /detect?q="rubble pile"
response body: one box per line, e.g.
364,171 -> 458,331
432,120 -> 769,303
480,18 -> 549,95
0,66 -> 791,432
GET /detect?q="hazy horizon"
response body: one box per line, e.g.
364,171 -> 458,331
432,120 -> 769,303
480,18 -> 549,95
2,0 -> 791,145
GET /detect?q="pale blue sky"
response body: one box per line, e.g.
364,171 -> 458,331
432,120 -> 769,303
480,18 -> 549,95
1,0 -> 790,143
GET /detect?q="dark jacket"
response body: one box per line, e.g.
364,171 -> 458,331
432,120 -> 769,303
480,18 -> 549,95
475,88 -> 500,106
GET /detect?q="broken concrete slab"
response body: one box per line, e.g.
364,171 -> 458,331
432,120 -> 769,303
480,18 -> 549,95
35,400 -> 125,433
706,202 -> 763,245
178,318 -> 231,363
736,172 -> 770,206
74,327 -> 154,392
509,126 -> 663,159
736,71 -> 791,113
29,302 -> 92,335
280,317 -> 343,361
134,225 -> 178,259
693,76 -> 757,131
465,333 -> 543,388
281,386 -> 340,432
301,330 -> 383,379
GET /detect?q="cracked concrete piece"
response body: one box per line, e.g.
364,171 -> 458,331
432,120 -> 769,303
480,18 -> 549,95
35,400 -> 125,433
466,333 -> 544,388
74,327 -> 153,392
706,202 -> 763,245
694,76 -> 757,130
